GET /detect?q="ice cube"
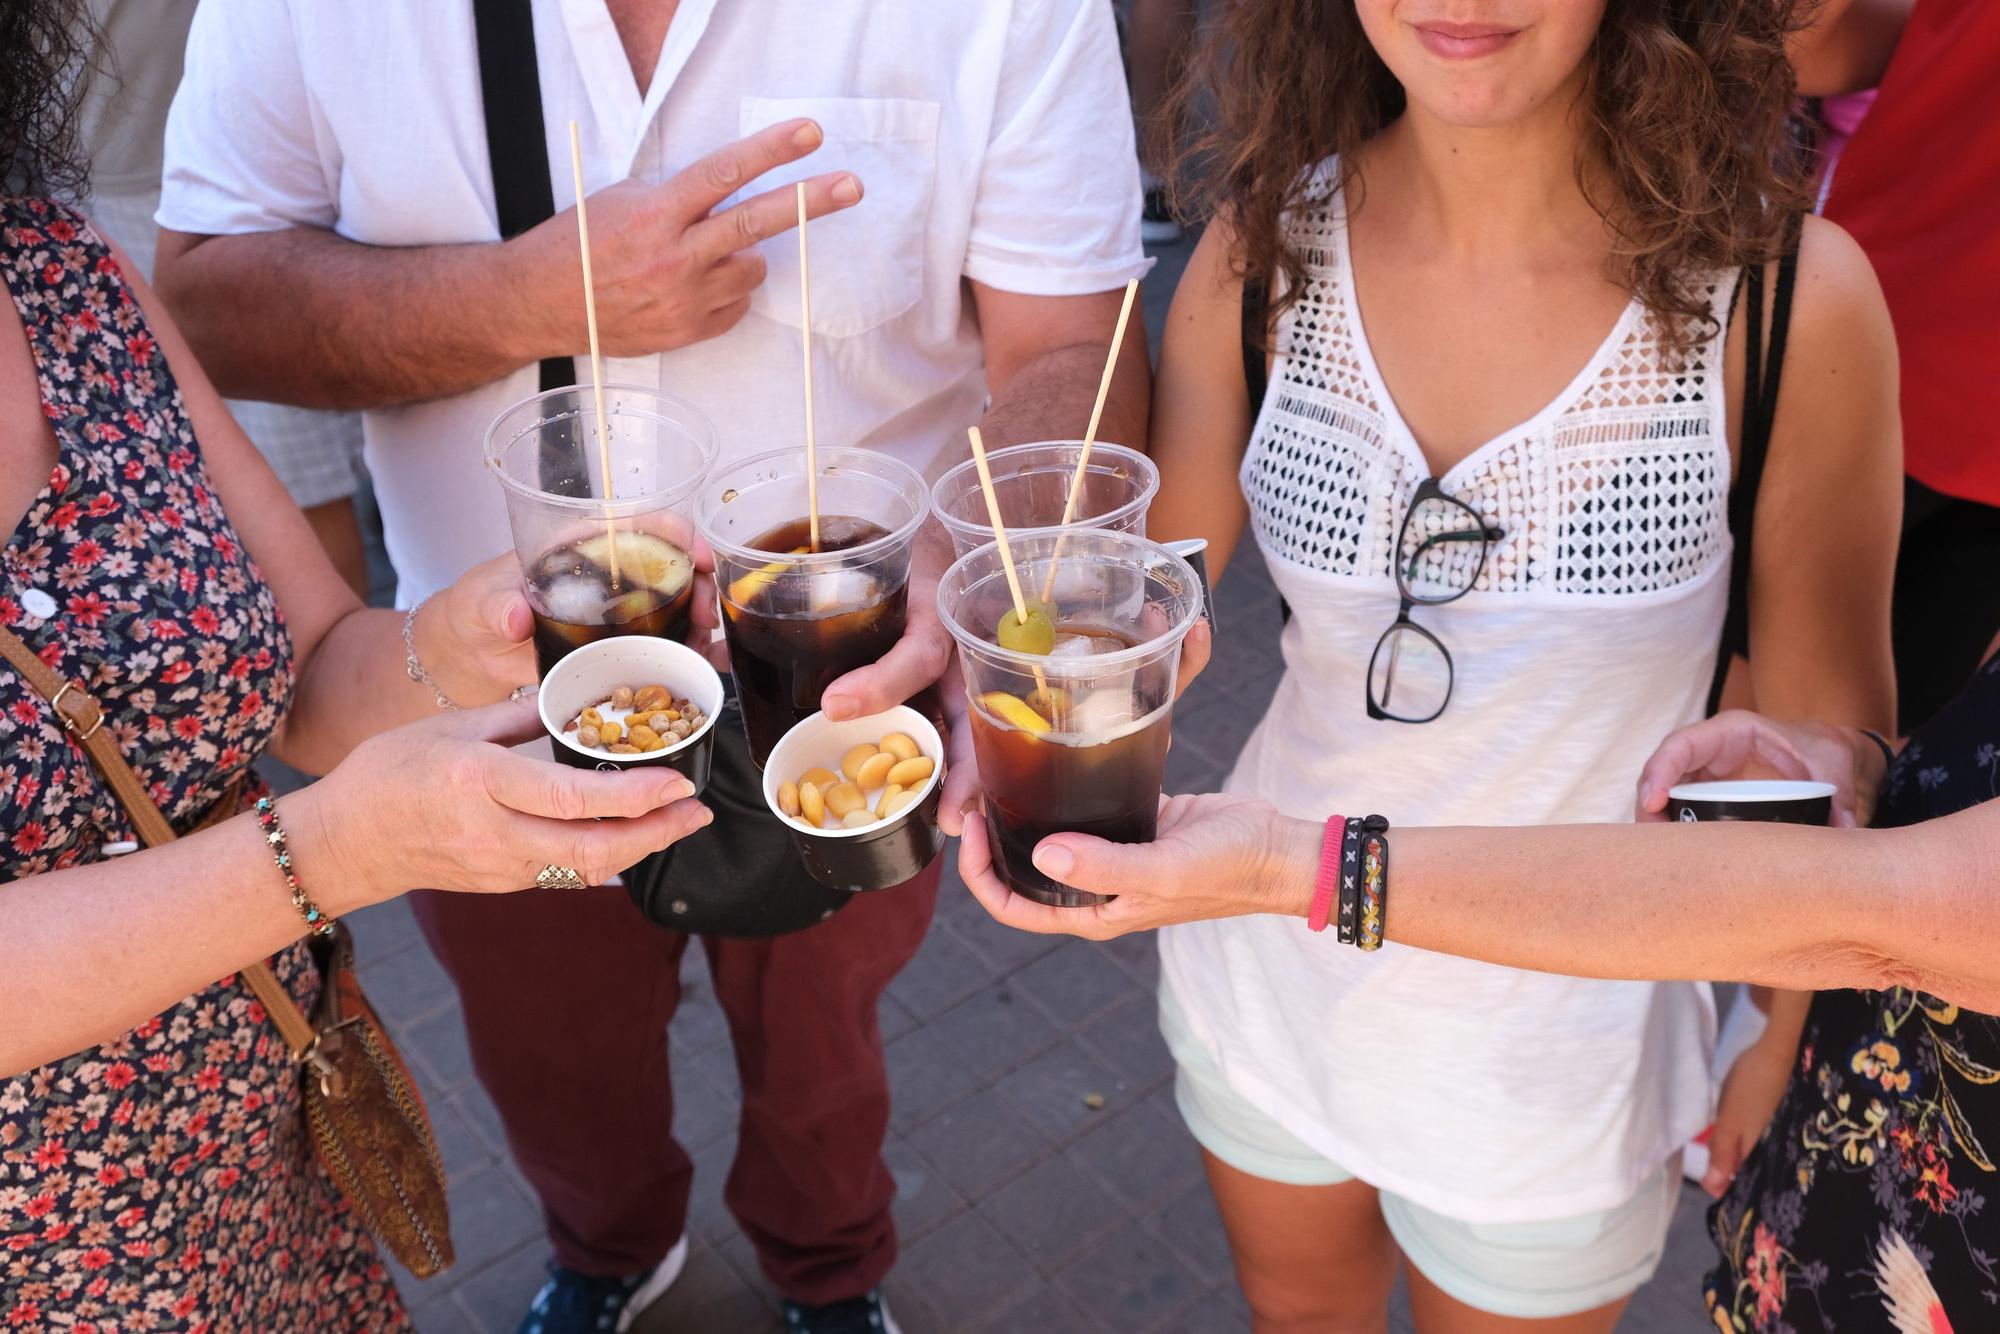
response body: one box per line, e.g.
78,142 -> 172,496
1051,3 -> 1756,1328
539,575 -> 607,625
1066,682 -> 1143,736
1048,632 -> 1128,658
811,569 -> 878,614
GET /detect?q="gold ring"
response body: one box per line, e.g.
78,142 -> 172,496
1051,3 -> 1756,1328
535,864 -> 587,890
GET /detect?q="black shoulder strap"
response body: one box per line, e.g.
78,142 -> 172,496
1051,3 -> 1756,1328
1708,232 -> 1801,712
1242,271 -> 1269,420
473,0 -> 573,394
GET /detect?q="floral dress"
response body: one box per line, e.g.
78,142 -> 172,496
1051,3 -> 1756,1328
1705,650 -> 2000,1332
0,199 -> 408,1331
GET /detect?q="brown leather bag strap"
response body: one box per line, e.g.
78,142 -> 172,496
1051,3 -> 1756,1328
0,625 -> 319,1056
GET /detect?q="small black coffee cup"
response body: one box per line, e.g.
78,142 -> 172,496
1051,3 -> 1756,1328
1667,780 -> 1835,826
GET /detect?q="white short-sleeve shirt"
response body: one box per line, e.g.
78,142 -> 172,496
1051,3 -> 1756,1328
158,0 -> 1149,605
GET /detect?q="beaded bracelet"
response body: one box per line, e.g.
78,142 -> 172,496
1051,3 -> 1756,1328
1335,818 -> 1365,945
255,796 -> 336,937
1358,829 -> 1389,952
1307,813 -> 1346,933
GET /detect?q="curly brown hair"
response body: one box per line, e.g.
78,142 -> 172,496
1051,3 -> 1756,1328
0,0 -> 94,199
1171,0 -> 1816,345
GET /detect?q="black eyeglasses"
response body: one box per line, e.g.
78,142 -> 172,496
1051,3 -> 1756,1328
1366,478 -> 1504,724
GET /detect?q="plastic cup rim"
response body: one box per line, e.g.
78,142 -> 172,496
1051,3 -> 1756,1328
484,382 -> 720,517
930,440 -> 1159,543
697,445 -> 929,571
936,530 -> 1205,672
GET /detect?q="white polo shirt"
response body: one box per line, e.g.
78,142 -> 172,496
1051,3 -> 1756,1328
158,0 -> 1149,605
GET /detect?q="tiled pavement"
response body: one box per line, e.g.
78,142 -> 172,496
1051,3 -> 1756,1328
325,236 -> 1716,1331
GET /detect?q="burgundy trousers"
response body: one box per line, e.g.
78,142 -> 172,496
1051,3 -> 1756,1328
410,858 -> 938,1306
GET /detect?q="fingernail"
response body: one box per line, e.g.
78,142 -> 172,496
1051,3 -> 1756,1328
1032,844 -> 1072,878
832,174 -> 861,204
793,120 -> 821,149
667,777 -> 696,801
821,693 -> 853,721
1702,1171 -> 1725,1197
699,806 -> 715,828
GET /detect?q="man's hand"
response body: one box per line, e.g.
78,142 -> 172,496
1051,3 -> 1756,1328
820,522 -> 956,722
515,118 -> 863,358
1636,710 -> 1887,829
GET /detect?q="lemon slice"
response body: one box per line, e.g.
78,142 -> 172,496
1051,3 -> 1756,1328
981,691 -> 1052,735
726,546 -> 810,607
578,532 -> 692,597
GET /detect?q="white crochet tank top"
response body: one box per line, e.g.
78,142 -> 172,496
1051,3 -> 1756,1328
1159,175 -> 1729,1222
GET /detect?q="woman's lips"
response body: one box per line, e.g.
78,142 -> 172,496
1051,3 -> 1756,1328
1413,21 -> 1521,59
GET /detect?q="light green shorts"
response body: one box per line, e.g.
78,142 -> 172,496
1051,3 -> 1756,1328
1161,990 -> 1681,1320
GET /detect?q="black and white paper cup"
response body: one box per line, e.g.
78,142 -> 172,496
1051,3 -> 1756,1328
1667,780 -> 1835,827
538,636 -> 725,793
763,705 -> 946,893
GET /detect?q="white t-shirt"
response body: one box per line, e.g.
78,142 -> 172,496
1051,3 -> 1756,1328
158,0 -> 1149,605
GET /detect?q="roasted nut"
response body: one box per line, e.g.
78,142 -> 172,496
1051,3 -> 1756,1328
886,756 -> 934,788
778,781 -> 801,817
825,782 -> 866,819
564,717 -> 580,733
598,719 -> 624,745
841,809 -> 879,829
644,711 -> 673,732
801,766 -> 840,792
877,787 -> 921,821
879,732 -> 920,762
854,751 -> 896,790
669,719 -> 692,739
628,724 -> 663,751
608,743 -> 641,755
580,707 -> 604,728
576,724 -> 602,749
840,744 -> 880,782
610,685 -> 634,711
633,685 -> 670,712
799,781 -> 826,826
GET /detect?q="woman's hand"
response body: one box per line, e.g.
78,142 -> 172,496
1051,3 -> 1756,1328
292,697 -> 712,912
417,552 -> 539,706
1636,709 -> 1888,828
958,791 -> 1305,938
1703,1024 -> 1799,1197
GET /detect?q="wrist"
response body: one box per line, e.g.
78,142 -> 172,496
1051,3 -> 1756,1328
418,590 -> 525,708
1255,810 -> 1321,919
496,224 -> 571,366
264,783 -> 390,920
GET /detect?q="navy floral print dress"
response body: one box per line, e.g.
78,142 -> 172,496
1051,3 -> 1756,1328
1705,650 -> 2000,1332
0,200 -> 408,1330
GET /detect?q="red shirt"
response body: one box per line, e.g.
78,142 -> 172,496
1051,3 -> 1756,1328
1822,0 -> 2000,507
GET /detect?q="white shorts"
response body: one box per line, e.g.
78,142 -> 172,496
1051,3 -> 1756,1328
1161,989 -> 1682,1321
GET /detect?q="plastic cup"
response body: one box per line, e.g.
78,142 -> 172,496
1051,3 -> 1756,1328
537,636 -> 726,794
485,384 -> 718,678
930,440 -> 1158,558
938,530 -> 1204,907
761,705 -> 946,892
696,447 -> 928,767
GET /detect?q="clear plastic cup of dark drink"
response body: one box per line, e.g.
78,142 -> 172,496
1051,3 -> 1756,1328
485,385 -> 718,678
930,440 -> 1159,559
938,530 -> 1205,907
696,447 -> 928,767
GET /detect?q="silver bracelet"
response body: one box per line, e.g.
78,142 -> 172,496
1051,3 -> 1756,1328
403,595 -> 460,710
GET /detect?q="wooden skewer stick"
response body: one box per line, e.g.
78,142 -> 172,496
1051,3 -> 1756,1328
968,426 -> 1051,706
568,121 -> 621,592
1039,277 -> 1140,603
797,183 -> 821,552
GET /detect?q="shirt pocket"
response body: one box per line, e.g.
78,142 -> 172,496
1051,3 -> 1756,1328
738,96 -> 940,339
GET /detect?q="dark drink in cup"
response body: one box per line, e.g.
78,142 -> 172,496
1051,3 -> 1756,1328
939,532 -> 1204,907
698,449 -> 930,768
486,384 -> 717,678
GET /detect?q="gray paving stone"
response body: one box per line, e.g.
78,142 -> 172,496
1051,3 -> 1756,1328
1011,938 -> 1143,1027
1099,929 -> 1162,988
928,983 -> 1062,1085
878,990 -> 919,1044
905,1087 -> 1054,1200
1155,1284 -> 1252,1334
1076,993 -> 1174,1091
451,1082 -> 511,1159
631,1241 -> 776,1333
402,1005 -> 480,1096
944,896 -> 1065,977
359,938 -> 460,1029
446,1237 -> 546,1334
411,1297 -> 479,1334
686,1132 -> 744,1247
430,1087 -> 501,1181
347,895 -> 423,966
979,1150 -> 1129,1277
667,980 -> 732,1059
1161,730 -> 1227,797
886,1135 -> 971,1243
440,1166 -> 545,1280
1052,1225 -> 1207,1332
1071,1089 -> 1204,1213
886,1021 -> 985,1133
1141,1179 -> 1234,1288
671,1048 -> 741,1153
897,1209 -> 1042,1331
971,1280 -> 1100,1333
886,925 -> 991,1021
993,1039 -> 1145,1146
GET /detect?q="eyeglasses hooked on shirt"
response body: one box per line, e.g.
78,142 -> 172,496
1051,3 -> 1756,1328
1366,477 -> 1506,724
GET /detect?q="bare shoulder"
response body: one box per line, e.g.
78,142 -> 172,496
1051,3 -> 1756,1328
1174,216 -> 1247,320
1788,214 -> 1895,360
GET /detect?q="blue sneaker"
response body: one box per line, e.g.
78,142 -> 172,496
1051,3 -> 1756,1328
516,1236 -> 688,1334
783,1289 -> 902,1334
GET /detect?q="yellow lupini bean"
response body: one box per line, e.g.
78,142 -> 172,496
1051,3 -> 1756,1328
778,781 -> 801,817
886,756 -> 934,788
799,781 -> 826,827
825,782 -> 866,820
840,744 -> 880,782
841,809 -> 880,829
854,751 -> 896,790
879,732 -> 919,762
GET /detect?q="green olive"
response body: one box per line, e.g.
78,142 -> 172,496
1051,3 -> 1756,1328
996,606 -> 1055,655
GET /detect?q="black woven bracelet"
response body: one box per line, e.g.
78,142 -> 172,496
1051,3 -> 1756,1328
1335,817 -> 1364,945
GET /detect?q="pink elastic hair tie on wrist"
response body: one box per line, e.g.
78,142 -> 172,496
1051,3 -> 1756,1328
1308,813 -> 1344,932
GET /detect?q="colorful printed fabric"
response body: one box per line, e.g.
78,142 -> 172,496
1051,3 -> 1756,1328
1705,652 -> 2000,1332
0,198 -> 408,1331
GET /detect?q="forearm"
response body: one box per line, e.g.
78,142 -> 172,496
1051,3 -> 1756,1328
154,227 -> 556,410
1262,816 -> 1994,1005
273,603 -> 525,775
0,789 -> 377,1076
975,336 -> 1151,459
